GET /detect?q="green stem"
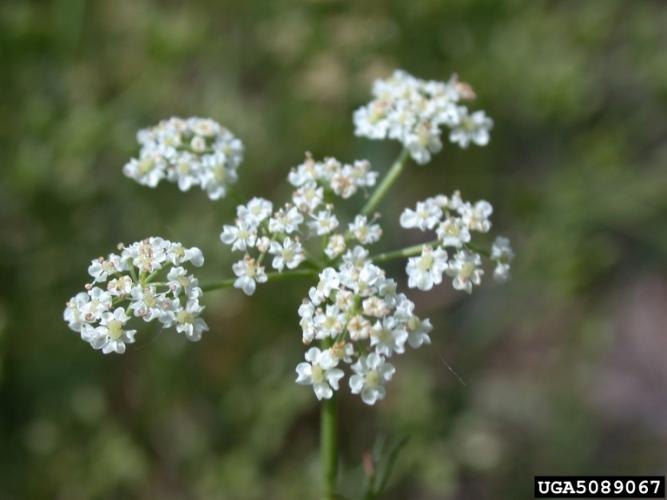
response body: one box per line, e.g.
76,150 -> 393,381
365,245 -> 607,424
201,268 -> 317,292
321,396 -> 338,500
360,148 -> 410,216
464,242 -> 491,257
369,239 -> 438,264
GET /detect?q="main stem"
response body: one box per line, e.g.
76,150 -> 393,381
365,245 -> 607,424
360,148 -> 410,216
321,396 -> 338,500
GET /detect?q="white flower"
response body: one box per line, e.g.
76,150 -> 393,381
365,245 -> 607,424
269,237 -> 305,272
406,246 -> 448,291
436,217 -> 471,248
237,197 -> 273,226
87,256 -> 123,283
325,234 -> 346,259
362,296 -> 390,318
91,307 -> 136,354
460,200 -> 493,233
329,341 -> 355,364
288,154 -> 320,187
220,221 -> 257,252
79,287 -> 112,323
309,209 -> 339,236
107,275 -> 133,297
308,268 -> 340,305
347,314 -> 372,341
123,117 -> 243,200
491,236 -> 514,282
175,298 -> 208,341
314,304 -> 346,339
403,121 -> 443,165
370,317 -> 408,357
298,301 -> 317,344
129,285 -> 164,322
292,181 -> 324,213
295,347 -> 344,400
342,246 -> 369,267
348,215 -> 382,245
168,243 -> 205,267
400,200 -> 443,231
330,159 -> 377,197
167,266 -> 200,296
64,292 -> 94,332
395,296 -> 432,349
125,237 -> 168,273
122,156 -> 166,188
449,108 -> 493,148
232,256 -> 268,295
268,205 -> 304,234
256,236 -> 271,253
349,353 -> 395,405
447,250 -> 483,293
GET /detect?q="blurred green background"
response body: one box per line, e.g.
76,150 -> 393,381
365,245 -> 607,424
2,0 -> 667,498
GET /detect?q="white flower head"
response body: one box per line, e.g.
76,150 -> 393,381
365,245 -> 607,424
354,70 -> 491,164
123,117 -> 243,200
65,237 -> 208,354
289,154 -> 377,199
295,255 -> 432,404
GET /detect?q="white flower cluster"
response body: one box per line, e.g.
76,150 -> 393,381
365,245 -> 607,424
296,249 -> 432,405
123,117 -> 244,200
288,153 -> 378,199
400,192 -> 513,292
220,155 -> 379,295
63,237 -> 207,354
353,70 -> 493,164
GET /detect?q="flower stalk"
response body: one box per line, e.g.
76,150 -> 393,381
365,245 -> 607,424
369,240 -> 439,264
321,395 -> 338,500
360,148 -> 410,216
201,268 -> 317,292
